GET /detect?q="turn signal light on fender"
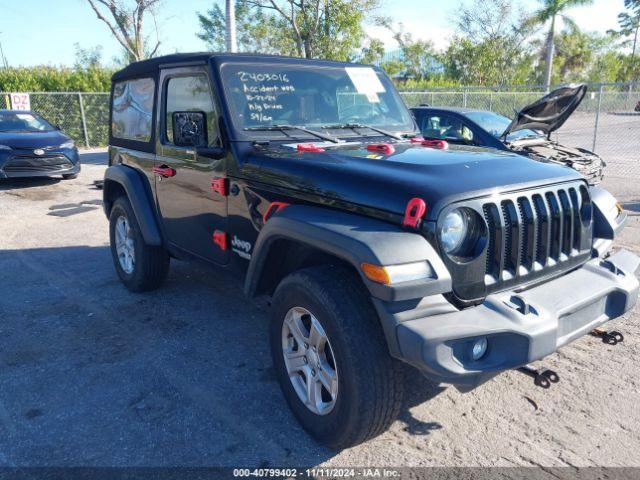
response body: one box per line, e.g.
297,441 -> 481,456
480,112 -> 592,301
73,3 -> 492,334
361,261 -> 435,285
361,263 -> 391,285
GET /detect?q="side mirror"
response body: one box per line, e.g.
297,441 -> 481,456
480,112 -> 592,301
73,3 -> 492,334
54,124 -> 62,131
172,111 -> 207,147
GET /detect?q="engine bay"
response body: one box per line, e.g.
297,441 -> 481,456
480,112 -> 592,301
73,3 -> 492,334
508,139 -> 605,184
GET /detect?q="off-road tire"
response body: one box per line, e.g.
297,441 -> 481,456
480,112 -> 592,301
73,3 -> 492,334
270,265 -> 405,449
109,195 -> 169,292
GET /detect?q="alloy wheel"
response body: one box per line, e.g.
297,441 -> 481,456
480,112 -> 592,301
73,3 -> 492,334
281,307 -> 339,415
115,215 -> 135,274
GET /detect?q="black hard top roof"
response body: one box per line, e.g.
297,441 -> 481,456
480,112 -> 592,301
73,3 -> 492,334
112,52 -> 375,82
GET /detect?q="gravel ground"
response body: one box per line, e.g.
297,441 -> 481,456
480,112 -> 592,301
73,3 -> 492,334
0,150 -> 638,468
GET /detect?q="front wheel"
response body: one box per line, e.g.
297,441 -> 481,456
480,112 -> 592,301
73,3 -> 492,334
109,196 -> 169,292
270,265 -> 404,449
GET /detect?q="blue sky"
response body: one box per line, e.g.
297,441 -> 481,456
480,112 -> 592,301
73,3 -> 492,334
0,0 -> 626,67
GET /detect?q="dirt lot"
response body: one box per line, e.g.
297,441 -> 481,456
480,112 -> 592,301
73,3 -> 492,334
0,150 -> 639,468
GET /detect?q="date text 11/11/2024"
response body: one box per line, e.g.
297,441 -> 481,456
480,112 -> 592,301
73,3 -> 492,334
232,467 -> 402,477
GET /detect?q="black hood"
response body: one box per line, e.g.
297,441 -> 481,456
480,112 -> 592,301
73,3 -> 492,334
0,130 -> 70,149
502,84 -> 587,139
254,143 -> 582,221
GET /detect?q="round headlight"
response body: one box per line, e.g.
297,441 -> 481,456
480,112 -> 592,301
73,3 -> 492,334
440,209 -> 468,254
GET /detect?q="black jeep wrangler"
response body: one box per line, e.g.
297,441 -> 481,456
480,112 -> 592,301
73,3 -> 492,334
104,53 -> 639,449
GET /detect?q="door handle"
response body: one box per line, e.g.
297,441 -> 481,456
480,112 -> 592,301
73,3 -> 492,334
152,165 -> 176,178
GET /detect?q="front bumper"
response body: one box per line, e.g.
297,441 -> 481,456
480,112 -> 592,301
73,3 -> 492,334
393,250 -> 640,389
0,148 -> 80,179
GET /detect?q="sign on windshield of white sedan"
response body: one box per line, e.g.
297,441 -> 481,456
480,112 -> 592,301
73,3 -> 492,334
10,93 -> 31,111
345,68 -> 386,95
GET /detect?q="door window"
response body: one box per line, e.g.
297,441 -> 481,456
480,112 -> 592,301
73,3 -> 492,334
164,75 -> 219,147
420,114 -> 475,144
112,78 -> 155,141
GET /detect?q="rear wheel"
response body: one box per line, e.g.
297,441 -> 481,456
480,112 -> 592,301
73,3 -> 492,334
270,265 -> 404,449
109,196 -> 169,292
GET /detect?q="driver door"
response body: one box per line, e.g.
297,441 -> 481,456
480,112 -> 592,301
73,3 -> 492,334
155,67 -> 229,265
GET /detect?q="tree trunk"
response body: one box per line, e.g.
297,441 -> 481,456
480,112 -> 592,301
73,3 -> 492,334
633,25 -> 638,58
544,15 -> 556,91
304,38 -> 313,58
225,0 -> 237,53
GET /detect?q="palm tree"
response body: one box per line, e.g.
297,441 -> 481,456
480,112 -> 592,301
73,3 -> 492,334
615,0 -> 640,58
226,0 -> 238,52
531,0 -> 594,90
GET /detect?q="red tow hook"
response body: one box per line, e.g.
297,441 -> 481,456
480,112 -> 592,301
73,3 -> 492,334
297,144 -> 325,152
367,143 -> 396,155
402,198 -> 427,228
421,139 -> 449,150
263,201 -> 290,223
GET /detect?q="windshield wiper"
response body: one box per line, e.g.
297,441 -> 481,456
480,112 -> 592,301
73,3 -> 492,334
320,123 -> 403,141
244,125 -> 340,144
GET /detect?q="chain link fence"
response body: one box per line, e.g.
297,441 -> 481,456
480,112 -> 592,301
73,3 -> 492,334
1,92 -> 109,148
401,82 -> 640,179
2,84 -> 638,178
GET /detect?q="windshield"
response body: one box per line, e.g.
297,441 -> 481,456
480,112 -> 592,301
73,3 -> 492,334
464,111 -> 543,141
221,63 -> 415,137
0,111 -> 55,133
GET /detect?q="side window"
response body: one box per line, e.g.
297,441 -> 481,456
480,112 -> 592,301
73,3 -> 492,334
165,75 -> 219,147
421,114 -> 475,144
112,78 -> 155,142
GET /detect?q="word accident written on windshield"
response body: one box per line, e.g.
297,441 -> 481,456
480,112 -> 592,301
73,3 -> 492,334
239,71 -> 294,124
222,64 -> 414,132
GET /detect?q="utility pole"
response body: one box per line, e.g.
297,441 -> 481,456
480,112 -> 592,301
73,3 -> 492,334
225,0 -> 237,53
0,32 -> 9,68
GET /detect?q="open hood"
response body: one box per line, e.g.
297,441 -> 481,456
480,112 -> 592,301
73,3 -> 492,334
502,84 -> 587,140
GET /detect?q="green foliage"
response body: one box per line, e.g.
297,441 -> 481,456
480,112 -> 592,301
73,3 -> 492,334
315,0 -> 374,61
199,0 -> 378,61
392,30 -> 439,80
197,1 -> 295,55
360,39 -> 386,65
74,43 -> 104,69
610,0 -> 640,57
441,0 -> 534,86
0,66 -> 113,93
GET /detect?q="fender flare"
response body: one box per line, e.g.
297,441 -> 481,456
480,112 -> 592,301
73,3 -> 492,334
103,165 -> 163,246
244,205 -> 451,303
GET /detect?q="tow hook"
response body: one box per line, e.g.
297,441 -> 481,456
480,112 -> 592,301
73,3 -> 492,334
516,365 -> 560,389
590,327 -> 624,345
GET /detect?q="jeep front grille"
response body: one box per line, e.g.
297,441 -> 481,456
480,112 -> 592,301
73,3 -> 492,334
482,183 -> 592,291
439,181 -> 593,302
